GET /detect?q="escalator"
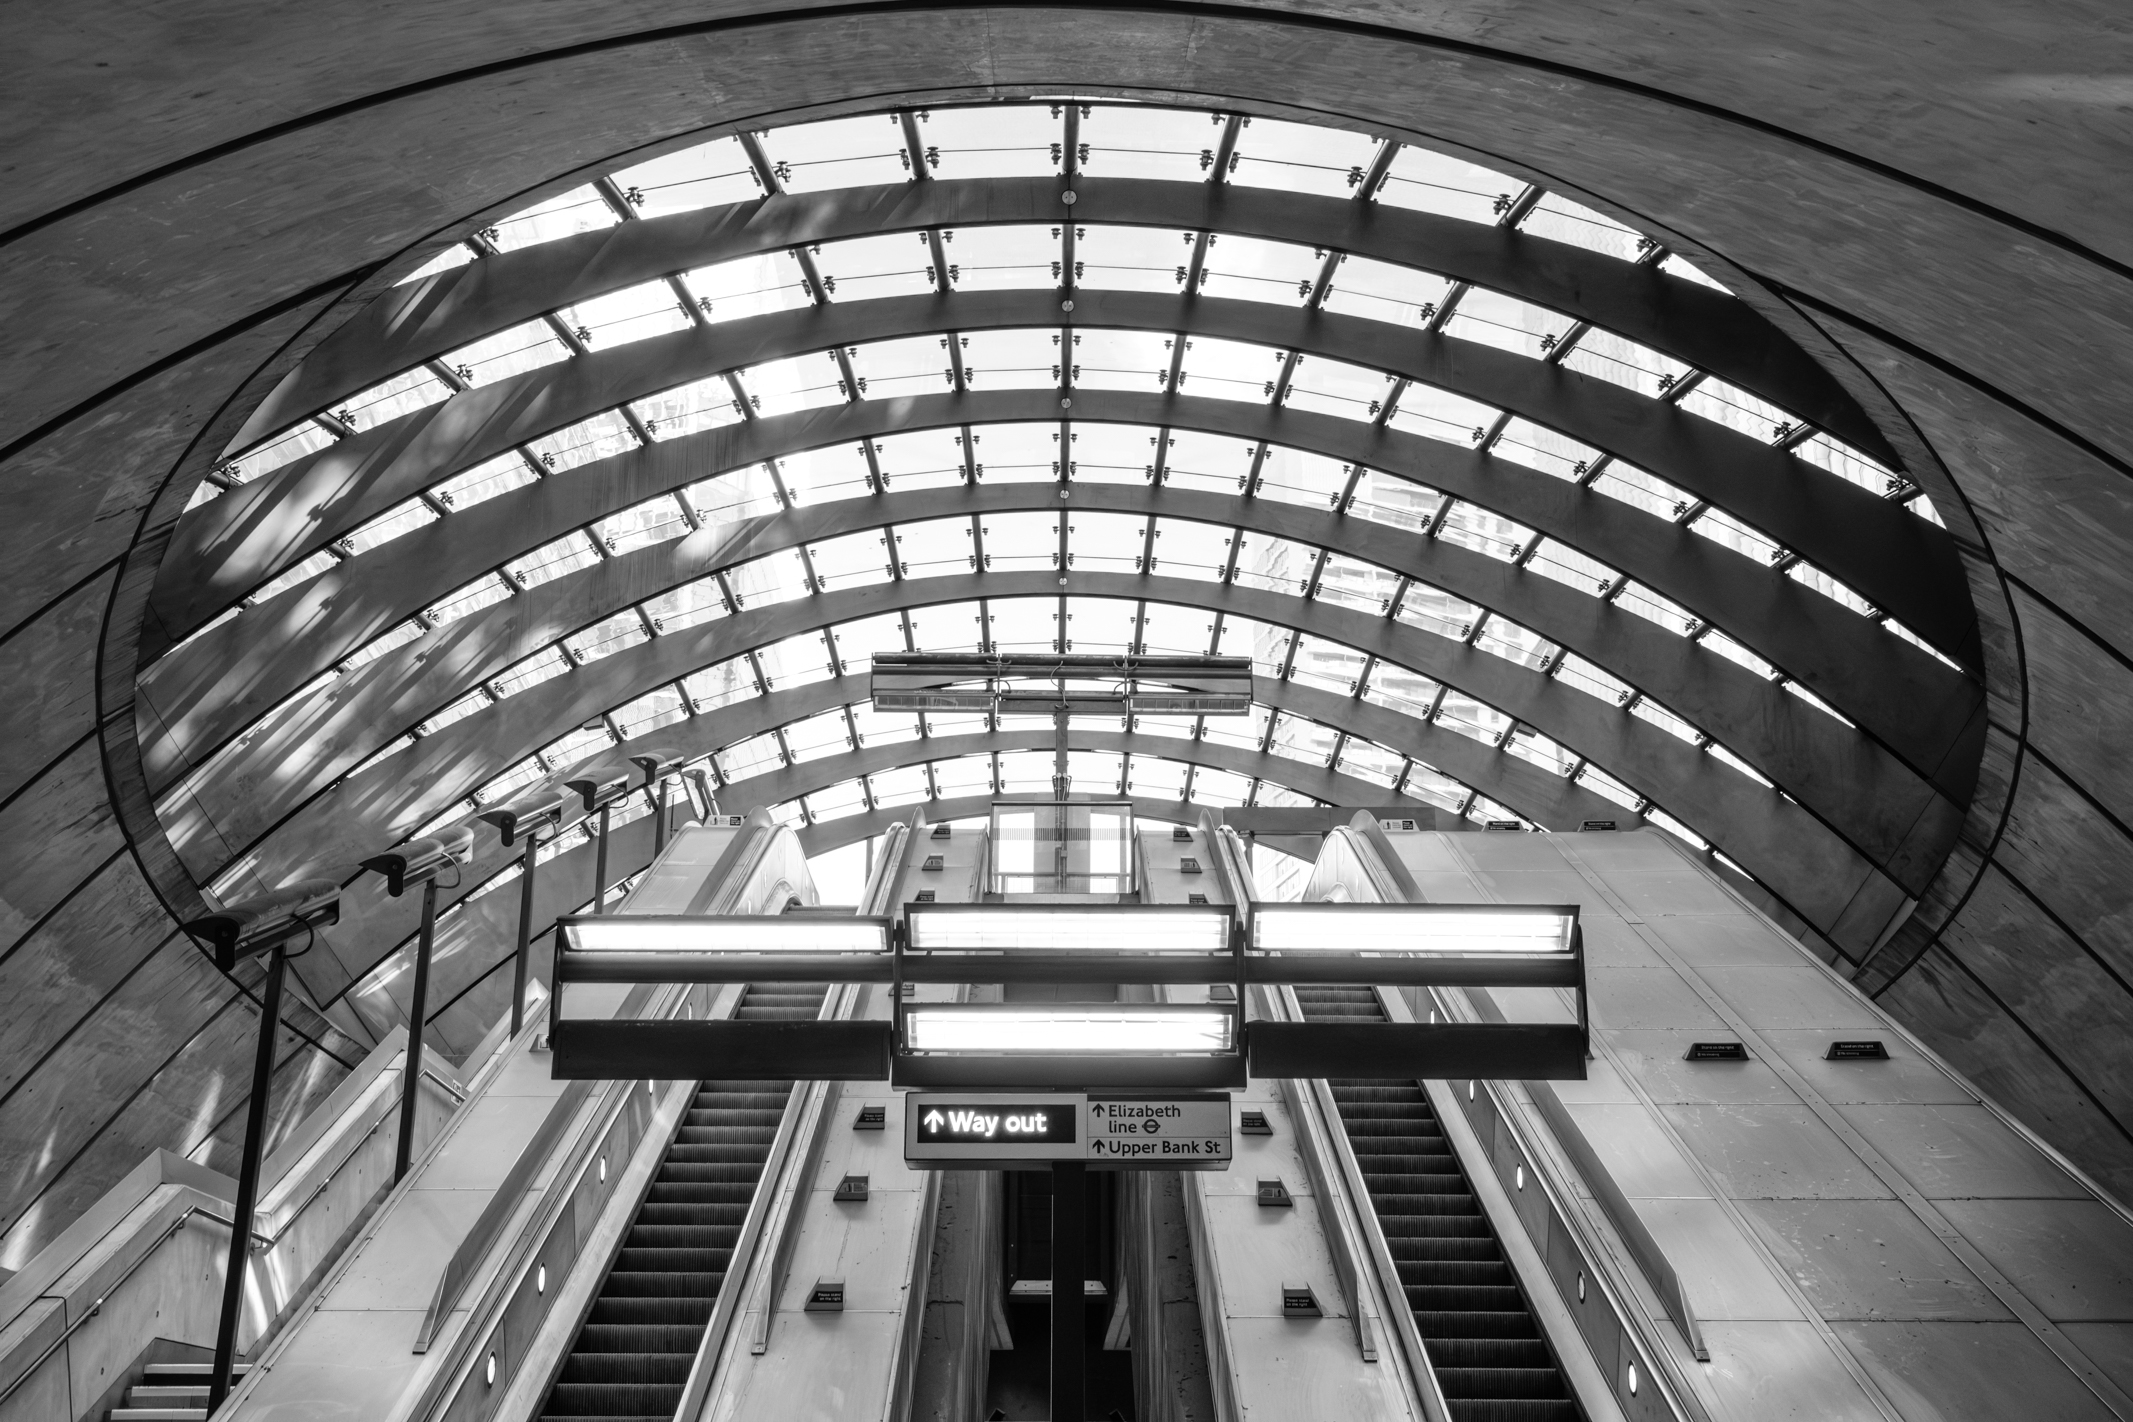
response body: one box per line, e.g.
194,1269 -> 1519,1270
1293,986 -> 1580,1422
539,982 -> 828,1422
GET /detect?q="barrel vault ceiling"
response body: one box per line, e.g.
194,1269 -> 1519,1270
2,1 -> 2130,1269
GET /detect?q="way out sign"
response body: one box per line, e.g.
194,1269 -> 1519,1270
905,1092 -> 1233,1169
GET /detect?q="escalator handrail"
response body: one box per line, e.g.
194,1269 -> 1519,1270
1264,983 -> 1456,1422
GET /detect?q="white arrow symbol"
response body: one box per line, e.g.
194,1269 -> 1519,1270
923,1110 -> 945,1130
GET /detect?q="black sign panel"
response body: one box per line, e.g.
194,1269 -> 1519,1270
913,1099 -> 1079,1147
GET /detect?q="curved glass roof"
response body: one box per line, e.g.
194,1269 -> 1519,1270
152,99 -> 1981,984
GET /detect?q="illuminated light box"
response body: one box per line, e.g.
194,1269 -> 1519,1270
903,1005 -> 1236,1055
560,915 -> 890,955
1250,904 -> 1574,955
906,906 -> 1233,954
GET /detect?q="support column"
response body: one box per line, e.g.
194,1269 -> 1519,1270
1052,1159 -> 1087,1422
207,944 -> 286,1413
508,831 -> 539,1037
393,878 -> 439,1182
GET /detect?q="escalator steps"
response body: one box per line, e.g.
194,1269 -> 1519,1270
1293,985 -> 1581,1422
539,984 -> 826,1422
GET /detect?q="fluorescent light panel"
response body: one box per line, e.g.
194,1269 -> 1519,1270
564,917 -> 889,953
904,1005 -> 1235,1054
906,907 -> 1231,953
1252,905 -> 1572,954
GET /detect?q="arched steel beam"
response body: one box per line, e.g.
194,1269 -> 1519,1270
160,289 -> 1964,659
243,176 -> 1888,462
181,572 -> 1926,956
144,396 -> 1975,801
149,479 -> 1968,890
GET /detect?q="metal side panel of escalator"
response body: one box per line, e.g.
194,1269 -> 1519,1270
537,983 -> 828,1422
1294,985 -> 1582,1422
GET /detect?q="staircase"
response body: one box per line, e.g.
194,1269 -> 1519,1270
106,1361 -> 247,1420
1294,985 -> 1580,1422
537,983 -> 826,1422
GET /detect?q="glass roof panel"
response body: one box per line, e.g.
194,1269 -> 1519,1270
831,613 -> 908,666
1064,597 -> 1137,651
681,251 -> 812,322
249,549 -> 338,605
1396,584 -> 1484,642
726,547 -> 810,609
1229,118 -> 1378,198
1256,448 -> 1348,508
1557,329 -> 1692,400
444,319 -> 571,386
1232,534 -> 1315,596
1284,355 -> 1394,423
868,763 -> 929,805
761,113 -> 912,192
1316,553 -> 1396,614
1376,147 -> 1516,225
1079,105 -> 1220,183
783,707 -> 853,762
1070,328 -> 1170,391
341,500 -> 438,557
686,465 -> 783,528
1268,711 -> 1337,765
873,428 -> 967,491
424,573 -> 513,629
608,136 -> 760,217
1436,692 -> 1512,746
757,631 -> 835,690
489,186 -> 618,252
1438,501 -> 1531,560
979,511 -> 1058,572
989,599 -> 1059,653
1215,617 -> 1290,675
807,781 -> 869,820
683,657 -> 755,711
1070,513 -> 1148,574
1127,755 -> 1189,798
1443,288 -> 1576,361
1200,233 -> 1319,305
595,495 -> 690,555
1076,224 -> 1190,293
920,104 -> 1063,180
634,373 -> 746,440
1475,618 -> 1555,670
1202,704 -> 1271,752
340,366 -> 453,431
1068,750 -> 1126,796
227,418 -> 336,478
946,224 -> 1059,291
849,334 -> 952,398
907,601 -> 981,651
527,409 -> 638,473
1163,429 -> 1255,496
1387,383 -> 1501,449
1320,255 -> 1455,329
1364,663 -> 1441,720
971,423 -> 1058,483
434,452 -> 538,511
1068,423 -> 1155,485
1338,738 -> 1404,787
932,755 -> 994,796
997,751 -> 1053,793
816,232 -> 936,301
738,352 -> 844,417
1493,419 -> 1600,481
717,730 -> 785,782
1589,463 -> 1690,521
963,328 -> 1062,390
1177,335 -> 1280,404
505,532 -> 600,590
1148,519 -> 1231,580
1527,539 -> 1616,596
1788,561 -> 1876,617
777,445 -> 872,506
1615,582 -> 1699,637
558,279 -> 693,350
1289,635 -> 1363,694
894,516 -> 976,579
808,529 -> 894,590
617,682 -> 688,739
564,611 -> 647,666
1555,653 -> 1634,707
1191,767 -> 1252,807
1690,505 -> 1784,564
1138,603 -> 1210,655
1676,377 -> 1794,442
1348,469 -> 1442,532
853,704 -> 921,746
643,577 -> 727,635
1518,193 -> 1646,262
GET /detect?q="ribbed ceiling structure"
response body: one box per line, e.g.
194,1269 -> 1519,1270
5,2 -> 2131,1272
